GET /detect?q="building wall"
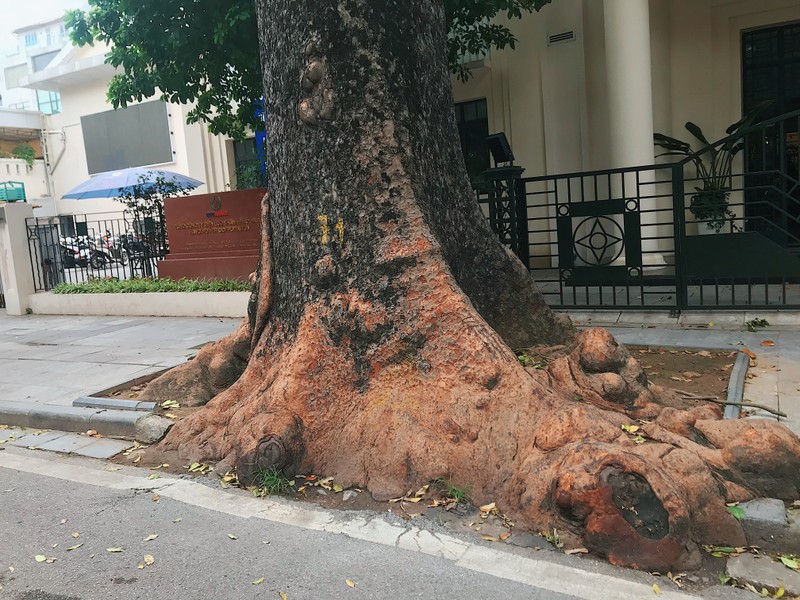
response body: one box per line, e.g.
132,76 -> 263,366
0,159 -> 50,201
451,0 -> 800,178
42,45 -> 234,216
669,0 -> 800,142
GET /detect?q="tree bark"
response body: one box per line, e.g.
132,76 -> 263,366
155,0 -> 800,572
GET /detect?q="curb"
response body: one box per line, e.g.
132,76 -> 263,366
724,351 -> 750,419
0,401 -> 172,443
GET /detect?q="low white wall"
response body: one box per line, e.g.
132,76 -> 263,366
28,291 -> 249,318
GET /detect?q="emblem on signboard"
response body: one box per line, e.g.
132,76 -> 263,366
210,195 -> 223,211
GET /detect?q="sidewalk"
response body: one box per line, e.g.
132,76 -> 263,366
0,312 -> 797,438
0,314 -> 240,407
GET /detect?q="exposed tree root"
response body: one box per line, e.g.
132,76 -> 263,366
158,261 -> 800,572
138,319 -> 251,407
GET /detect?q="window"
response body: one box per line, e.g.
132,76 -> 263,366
32,50 -> 60,72
233,138 -> 267,189
46,29 -> 52,46
37,90 -> 61,115
24,32 -> 38,47
454,99 -> 490,188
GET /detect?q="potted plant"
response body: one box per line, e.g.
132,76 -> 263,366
654,102 -> 770,233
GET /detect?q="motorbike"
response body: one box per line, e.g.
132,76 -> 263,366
88,232 -> 130,269
59,237 -> 90,268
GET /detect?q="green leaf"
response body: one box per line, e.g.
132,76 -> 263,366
106,547 -> 125,553
252,577 -> 265,585
727,505 -> 745,521
685,122 -> 711,147
780,556 -> 799,570
66,543 -> 83,551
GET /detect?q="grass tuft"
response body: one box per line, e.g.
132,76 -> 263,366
253,467 -> 293,496
434,477 -> 471,503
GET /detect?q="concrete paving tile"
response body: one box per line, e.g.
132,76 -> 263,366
679,312 -> 745,326
0,427 -> 29,442
72,437 -> 133,458
8,430 -> 66,447
34,433 -> 96,454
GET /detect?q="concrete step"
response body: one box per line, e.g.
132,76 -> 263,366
72,396 -> 156,412
0,401 -> 172,443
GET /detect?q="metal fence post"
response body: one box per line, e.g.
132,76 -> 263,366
671,163 -> 688,311
483,165 -> 527,266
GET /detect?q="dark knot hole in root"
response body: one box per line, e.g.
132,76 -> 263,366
603,468 -> 669,540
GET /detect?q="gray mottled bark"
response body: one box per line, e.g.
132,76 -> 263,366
254,0 -> 573,350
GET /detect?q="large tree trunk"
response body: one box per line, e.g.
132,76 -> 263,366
154,0 -> 800,572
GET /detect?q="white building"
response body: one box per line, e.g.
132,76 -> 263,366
1,15 -> 71,113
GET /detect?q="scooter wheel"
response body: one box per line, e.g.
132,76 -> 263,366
90,255 -> 106,269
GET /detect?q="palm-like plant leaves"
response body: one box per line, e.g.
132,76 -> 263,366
653,101 -> 774,231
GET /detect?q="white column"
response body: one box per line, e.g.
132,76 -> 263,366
0,203 -> 36,315
603,0 -> 655,169
603,0 -> 665,266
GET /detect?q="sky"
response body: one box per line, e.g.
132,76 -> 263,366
0,0 -> 87,52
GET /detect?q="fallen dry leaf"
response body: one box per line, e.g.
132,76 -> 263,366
280,592 -> 288,600
653,582 -> 662,595
564,547 -> 589,555
34,555 -> 46,563
152,494 -> 160,502
740,348 -> 757,359
106,548 -> 124,553
71,532 -> 79,538
144,534 -> 158,542
760,340 -> 776,347
66,543 -> 83,551
346,580 -> 356,588
479,502 -> 496,513
144,554 -> 155,566
499,532 -> 511,541
86,429 -> 97,436
228,533 -> 238,540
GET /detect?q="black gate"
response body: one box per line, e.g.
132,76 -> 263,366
479,110 -> 800,311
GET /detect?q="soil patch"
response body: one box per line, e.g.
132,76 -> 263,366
629,346 -> 736,410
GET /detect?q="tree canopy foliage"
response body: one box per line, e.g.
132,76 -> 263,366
67,0 -> 550,140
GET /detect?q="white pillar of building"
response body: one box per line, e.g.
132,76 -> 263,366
0,202 -> 36,315
603,0 -> 655,169
603,0 -> 665,265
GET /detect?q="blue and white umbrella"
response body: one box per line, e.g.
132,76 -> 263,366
62,167 -> 204,199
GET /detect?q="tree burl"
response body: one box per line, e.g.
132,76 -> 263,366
142,0 -> 800,571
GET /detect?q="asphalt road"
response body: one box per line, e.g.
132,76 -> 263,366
0,447 -> 742,600
0,460 -> 576,600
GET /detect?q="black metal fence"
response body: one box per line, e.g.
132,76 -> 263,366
26,211 -> 166,292
479,109 -> 800,311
